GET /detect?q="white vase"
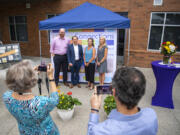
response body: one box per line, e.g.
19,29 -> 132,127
57,107 -> 74,121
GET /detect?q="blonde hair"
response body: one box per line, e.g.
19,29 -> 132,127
99,36 -> 106,46
6,60 -> 37,93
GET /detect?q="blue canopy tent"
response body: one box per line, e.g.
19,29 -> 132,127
38,2 -> 131,64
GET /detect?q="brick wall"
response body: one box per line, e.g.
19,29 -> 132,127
124,0 -> 180,67
0,0 -> 180,67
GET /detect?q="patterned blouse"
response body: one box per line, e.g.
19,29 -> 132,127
3,91 -> 60,135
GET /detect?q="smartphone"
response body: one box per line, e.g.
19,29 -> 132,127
38,64 -> 47,72
97,85 -> 112,95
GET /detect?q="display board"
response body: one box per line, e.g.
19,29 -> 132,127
50,29 -> 117,83
0,43 -> 22,64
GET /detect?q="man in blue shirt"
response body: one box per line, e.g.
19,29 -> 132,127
87,67 -> 158,135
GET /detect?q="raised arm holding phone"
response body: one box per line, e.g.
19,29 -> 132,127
3,60 -> 60,135
87,67 -> 158,135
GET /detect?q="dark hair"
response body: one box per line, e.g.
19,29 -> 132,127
88,38 -> 94,47
112,67 -> 146,109
72,35 -> 78,40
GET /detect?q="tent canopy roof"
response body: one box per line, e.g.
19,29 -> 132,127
39,2 -> 130,30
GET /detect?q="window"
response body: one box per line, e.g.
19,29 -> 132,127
116,12 -> 128,56
47,14 -> 58,43
9,16 -> 28,41
148,12 -> 180,52
153,0 -> 163,6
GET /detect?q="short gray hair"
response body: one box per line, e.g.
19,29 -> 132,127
6,60 -> 38,93
59,28 -> 65,32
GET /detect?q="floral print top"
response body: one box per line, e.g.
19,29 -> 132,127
3,91 -> 60,135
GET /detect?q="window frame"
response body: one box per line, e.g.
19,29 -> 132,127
8,15 -> 28,42
147,12 -> 180,53
46,14 -> 58,44
153,0 -> 163,6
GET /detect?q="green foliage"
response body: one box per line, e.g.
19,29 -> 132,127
103,96 -> 116,115
57,93 -> 82,110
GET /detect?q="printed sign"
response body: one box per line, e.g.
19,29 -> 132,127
0,43 -> 22,64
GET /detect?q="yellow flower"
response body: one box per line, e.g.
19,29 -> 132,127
57,90 -> 61,93
104,106 -> 107,109
166,41 -> 171,45
62,96 -> 64,99
60,101 -> 62,104
164,46 -> 170,53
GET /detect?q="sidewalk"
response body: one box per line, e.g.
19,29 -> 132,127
0,57 -> 180,135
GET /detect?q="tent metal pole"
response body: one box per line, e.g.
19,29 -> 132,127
124,29 -> 127,65
39,30 -> 42,62
127,28 -> 130,66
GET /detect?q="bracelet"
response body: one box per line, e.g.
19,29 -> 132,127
49,79 -> 55,82
91,108 -> 99,112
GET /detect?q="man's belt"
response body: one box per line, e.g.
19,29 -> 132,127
55,54 -> 67,56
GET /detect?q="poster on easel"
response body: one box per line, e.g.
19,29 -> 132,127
50,29 -> 117,83
0,43 -> 22,64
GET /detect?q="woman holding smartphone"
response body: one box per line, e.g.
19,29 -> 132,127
3,60 -> 60,135
84,38 -> 96,90
96,36 -> 108,85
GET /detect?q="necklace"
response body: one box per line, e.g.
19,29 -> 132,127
18,92 -> 33,95
88,46 -> 92,50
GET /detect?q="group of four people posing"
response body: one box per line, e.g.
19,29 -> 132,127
50,28 -> 108,89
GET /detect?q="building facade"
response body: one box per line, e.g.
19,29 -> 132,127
0,0 -> 180,67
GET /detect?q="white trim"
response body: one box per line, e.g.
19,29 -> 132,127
123,29 -> 127,64
147,49 -> 160,52
147,48 -> 180,53
127,28 -> 130,65
151,24 -> 180,27
147,13 -> 153,51
152,12 -> 180,13
160,13 -> 166,45
147,12 -> 180,52
39,30 -> 42,62
153,0 -> 163,6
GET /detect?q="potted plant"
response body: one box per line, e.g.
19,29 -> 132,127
57,91 -> 82,121
160,41 -> 177,64
103,95 -> 116,115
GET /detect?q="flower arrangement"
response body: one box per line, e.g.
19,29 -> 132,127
160,41 -> 177,64
160,41 -> 176,56
103,96 -> 116,115
57,91 -> 82,110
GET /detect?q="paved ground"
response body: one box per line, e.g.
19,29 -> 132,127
0,57 -> 180,135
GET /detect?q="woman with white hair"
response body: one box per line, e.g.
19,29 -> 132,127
96,36 -> 108,85
3,60 -> 60,135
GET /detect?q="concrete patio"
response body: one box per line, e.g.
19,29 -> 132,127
0,57 -> 180,135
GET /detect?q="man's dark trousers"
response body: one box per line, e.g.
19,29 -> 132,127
53,54 -> 68,86
70,60 -> 81,85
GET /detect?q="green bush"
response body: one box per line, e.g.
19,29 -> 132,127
103,96 -> 116,115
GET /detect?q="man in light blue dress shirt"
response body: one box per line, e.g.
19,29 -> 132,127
87,67 -> 158,135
